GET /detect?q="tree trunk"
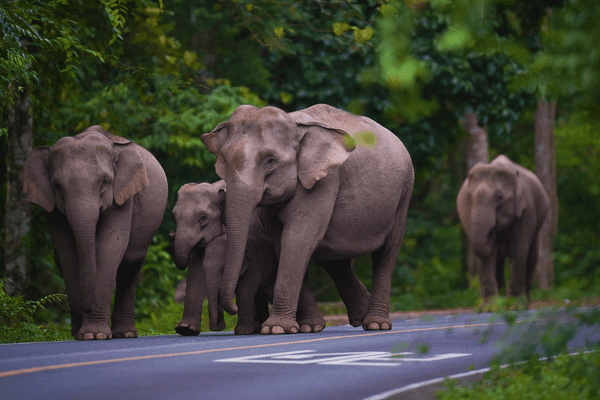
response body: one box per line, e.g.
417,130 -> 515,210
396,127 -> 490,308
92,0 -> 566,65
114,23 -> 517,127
4,83 -> 33,296
461,111 -> 489,280
534,99 -> 558,290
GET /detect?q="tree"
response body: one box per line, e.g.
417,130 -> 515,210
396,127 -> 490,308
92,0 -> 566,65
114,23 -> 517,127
1,0 -> 129,296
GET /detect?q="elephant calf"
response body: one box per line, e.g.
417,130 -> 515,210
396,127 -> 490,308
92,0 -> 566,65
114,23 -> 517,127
172,180 -> 326,335
457,155 -> 550,304
23,126 -> 168,340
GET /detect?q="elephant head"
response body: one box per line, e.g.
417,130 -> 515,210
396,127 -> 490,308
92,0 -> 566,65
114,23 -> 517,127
200,105 -> 355,314
22,125 -> 149,313
172,181 -> 226,270
457,155 -> 527,259
172,181 -> 226,331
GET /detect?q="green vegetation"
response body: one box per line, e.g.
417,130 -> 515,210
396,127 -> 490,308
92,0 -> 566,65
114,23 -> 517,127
0,279 -> 70,343
439,307 -> 600,399
440,351 -> 600,399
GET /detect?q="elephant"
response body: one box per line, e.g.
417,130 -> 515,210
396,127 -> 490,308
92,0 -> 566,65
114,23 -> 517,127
456,154 -> 550,304
200,103 -> 414,334
172,180 -> 326,335
22,125 -> 168,340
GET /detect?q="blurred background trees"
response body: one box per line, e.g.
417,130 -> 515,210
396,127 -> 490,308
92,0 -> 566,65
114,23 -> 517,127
1,0 -> 599,327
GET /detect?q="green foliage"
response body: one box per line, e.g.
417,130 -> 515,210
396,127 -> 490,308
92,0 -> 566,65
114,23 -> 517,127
374,0 -> 537,170
440,351 -> 600,399
553,109 -> 600,290
440,308 -> 600,399
0,279 -> 69,343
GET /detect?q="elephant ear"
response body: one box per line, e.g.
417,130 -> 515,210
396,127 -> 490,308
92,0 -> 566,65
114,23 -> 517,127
294,118 -> 356,190
514,169 -> 527,218
113,142 -> 150,205
201,123 -> 229,181
22,147 -> 55,212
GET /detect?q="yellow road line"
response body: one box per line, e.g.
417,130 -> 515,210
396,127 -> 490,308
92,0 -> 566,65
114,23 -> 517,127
0,322 -> 503,378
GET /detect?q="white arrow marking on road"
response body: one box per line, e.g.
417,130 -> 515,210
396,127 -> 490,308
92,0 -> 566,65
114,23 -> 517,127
214,350 -> 471,367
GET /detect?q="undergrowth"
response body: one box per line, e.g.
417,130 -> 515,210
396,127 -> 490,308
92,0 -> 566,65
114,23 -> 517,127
0,279 -> 70,343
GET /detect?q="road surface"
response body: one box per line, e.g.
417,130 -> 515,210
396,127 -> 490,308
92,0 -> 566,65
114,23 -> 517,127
1,309 -> 598,399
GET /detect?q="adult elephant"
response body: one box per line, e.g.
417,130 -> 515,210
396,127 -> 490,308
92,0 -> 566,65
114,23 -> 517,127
23,126 -> 168,340
172,180 -> 326,335
201,104 -> 414,334
457,155 -> 549,303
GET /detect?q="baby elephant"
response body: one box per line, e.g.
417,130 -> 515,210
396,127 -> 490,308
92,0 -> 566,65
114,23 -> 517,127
23,126 -> 168,340
457,155 -> 549,305
172,181 -> 326,335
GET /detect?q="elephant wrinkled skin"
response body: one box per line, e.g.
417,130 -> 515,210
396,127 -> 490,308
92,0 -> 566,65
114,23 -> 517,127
201,104 -> 414,334
23,126 -> 168,340
171,180 -> 325,335
457,155 -> 550,303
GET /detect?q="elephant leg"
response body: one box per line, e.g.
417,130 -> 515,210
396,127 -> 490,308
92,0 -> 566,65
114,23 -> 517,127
296,273 -> 326,333
48,210 -> 82,338
78,204 -> 133,340
363,193 -> 411,331
316,259 -> 369,327
496,245 -> 507,292
176,254 -> 206,336
235,275 -> 259,335
525,235 -> 540,302
261,229 -> 317,334
479,247 -> 499,300
506,250 -> 529,299
255,292 -> 270,327
111,258 -> 143,338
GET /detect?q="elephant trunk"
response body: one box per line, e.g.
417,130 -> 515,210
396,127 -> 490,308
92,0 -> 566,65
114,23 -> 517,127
220,180 -> 261,315
173,232 -> 195,271
66,199 -> 99,314
471,205 -> 496,259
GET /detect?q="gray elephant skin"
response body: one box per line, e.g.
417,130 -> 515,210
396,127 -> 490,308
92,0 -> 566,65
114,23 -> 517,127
201,104 -> 414,334
171,180 -> 326,335
457,155 -> 550,303
23,126 -> 168,340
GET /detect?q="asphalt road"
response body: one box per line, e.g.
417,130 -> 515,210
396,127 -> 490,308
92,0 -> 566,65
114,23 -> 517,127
1,309 -> 598,400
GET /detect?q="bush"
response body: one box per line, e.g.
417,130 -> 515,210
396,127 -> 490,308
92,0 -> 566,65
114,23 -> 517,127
0,279 -> 70,343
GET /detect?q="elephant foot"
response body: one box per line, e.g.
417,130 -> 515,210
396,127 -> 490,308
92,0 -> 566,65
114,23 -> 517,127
234,323 -> 258,335
297,313 -> 326,333
112,330 -> 138,339
361,315 -> 392,331
346,293 -> 371,328
175,322 -> 200,336
260,316 -> 299,335
76,326 -> 113,340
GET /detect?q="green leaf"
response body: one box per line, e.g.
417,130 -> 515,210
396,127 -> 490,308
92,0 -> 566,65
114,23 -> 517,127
274,26 -> 285,38
353,27 -> 373,44
333,22 -> 351,36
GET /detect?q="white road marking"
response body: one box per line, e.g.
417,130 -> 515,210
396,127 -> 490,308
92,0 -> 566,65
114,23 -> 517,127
214,350 -> 472,367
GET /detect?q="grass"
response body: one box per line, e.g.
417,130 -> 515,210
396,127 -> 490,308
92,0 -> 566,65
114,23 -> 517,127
438,350 -> 600,399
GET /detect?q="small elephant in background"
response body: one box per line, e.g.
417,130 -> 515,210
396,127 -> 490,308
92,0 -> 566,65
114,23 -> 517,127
457,155 -> 549,304
171,180 -> 326,335
23,126 -> 168,340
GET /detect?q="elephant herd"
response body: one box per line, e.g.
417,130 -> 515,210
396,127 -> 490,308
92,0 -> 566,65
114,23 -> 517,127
23,104 -> 549,340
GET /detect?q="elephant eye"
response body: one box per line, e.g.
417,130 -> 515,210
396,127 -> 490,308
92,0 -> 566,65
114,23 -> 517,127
100,177 -> 109,192
198,215 -> 208,225
264,157 -> 278,169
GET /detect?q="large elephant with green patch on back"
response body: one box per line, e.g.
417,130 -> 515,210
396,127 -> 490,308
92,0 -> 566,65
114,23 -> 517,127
201,104 -> 414,334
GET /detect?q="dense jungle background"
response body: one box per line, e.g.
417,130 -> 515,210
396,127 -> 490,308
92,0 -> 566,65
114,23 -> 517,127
1,0 -> 599,338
